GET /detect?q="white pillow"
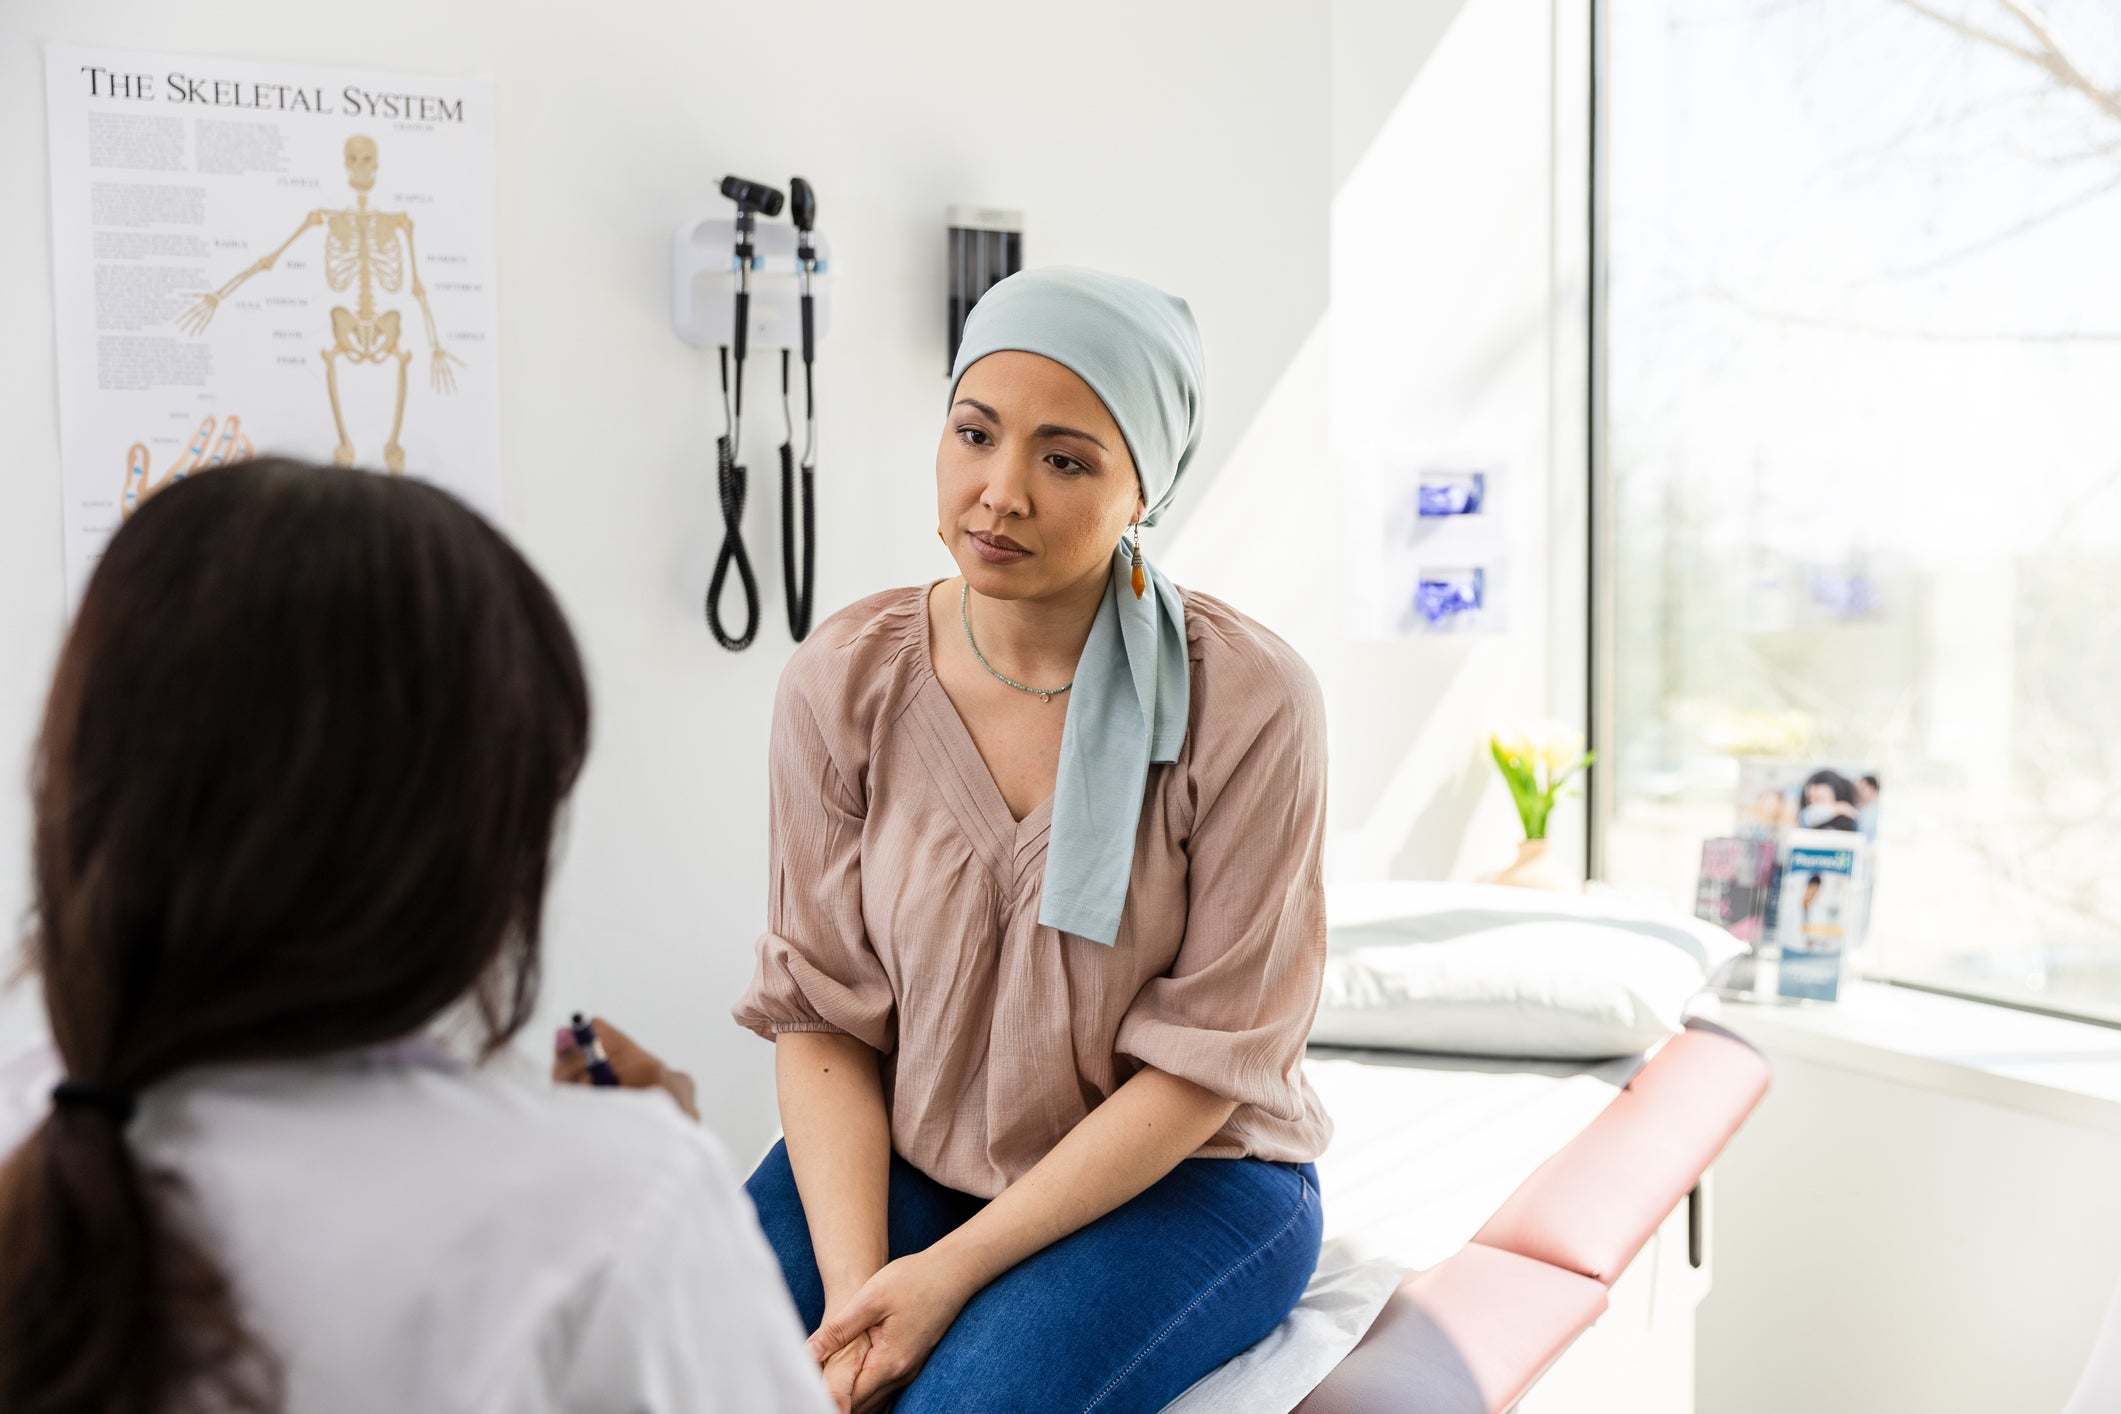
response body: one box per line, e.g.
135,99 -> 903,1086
1311,882 -> 1747,1060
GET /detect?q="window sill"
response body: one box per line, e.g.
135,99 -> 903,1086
1691,980 -> 2121,1136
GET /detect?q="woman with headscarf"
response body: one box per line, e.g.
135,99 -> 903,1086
577,268 -> 1332,1414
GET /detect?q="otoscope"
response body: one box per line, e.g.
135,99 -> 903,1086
780,176 -> 820,642
706,174 -> 784,652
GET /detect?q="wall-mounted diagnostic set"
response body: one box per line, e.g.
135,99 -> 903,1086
673,174 -> 830,649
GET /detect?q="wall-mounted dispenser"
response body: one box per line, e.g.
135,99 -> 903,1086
946,205 -> 1021,372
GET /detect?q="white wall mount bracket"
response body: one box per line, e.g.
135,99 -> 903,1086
672,216 -> 832,351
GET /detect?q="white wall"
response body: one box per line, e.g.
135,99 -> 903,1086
0,0 -> 1330,1158
1312,0 -> 1590,884
1165,0 -> 1593,893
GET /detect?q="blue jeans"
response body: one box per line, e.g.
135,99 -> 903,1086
744,1140 -> 1322,1413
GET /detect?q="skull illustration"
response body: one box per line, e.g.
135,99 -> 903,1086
344,135 -> 379,192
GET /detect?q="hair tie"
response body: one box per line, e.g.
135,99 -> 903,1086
51,1080 -> 138,1127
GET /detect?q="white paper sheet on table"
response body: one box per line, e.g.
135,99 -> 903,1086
1159,1238 -> 1406,1414
1156,1045 -> 1646,1412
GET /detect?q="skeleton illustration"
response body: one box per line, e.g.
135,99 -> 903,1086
178,136 -> 462,473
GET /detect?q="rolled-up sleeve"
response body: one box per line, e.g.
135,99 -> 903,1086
1114,645 -> 1327,1122
731,655 -> 896,1054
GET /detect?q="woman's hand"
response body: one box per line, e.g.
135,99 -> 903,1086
551,1016 -> 700,1121
816,1327 -> 871,1414
805,1251 -> 976,1412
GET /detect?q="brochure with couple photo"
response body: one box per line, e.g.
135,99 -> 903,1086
1735,759 -> 1881,844
1697,759 -> 1883,1004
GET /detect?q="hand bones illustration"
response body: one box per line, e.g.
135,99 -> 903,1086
122,413 -> 253,519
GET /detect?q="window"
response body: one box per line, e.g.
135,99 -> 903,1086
1596,0 -> 2121,1023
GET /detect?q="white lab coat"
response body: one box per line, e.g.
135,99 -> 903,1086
0,1036 -> 832,1414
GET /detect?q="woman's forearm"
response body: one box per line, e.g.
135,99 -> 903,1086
925,1066 -> 1237,1295
776,1030 -> 893,1310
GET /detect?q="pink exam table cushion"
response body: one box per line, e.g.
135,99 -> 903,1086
1294,1019 -> 1770,1412
1471,1019 -> 1770,1284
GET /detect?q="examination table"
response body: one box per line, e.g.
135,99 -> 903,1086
1292,1018 -> 1770,1414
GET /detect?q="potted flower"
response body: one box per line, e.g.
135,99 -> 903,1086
1485,723 -> 1596,889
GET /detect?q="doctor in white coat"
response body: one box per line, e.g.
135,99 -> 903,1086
0,461 -> 828,1414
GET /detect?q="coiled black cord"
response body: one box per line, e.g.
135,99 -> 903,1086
706,346 -> 759,650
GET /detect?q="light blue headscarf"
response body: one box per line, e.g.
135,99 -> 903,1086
947,266 -> 1205,946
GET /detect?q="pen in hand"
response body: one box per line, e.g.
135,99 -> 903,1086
552,1014 -> 702,1122
568,1012 -> 621,1087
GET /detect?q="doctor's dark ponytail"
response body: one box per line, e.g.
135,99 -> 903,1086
0,462 -> 591,1414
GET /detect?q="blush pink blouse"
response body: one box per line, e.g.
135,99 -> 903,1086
732,583 -> 1333,1198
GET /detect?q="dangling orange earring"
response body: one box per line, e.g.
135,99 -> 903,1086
1130,523 -> 1146,599
937,526 -> 947,546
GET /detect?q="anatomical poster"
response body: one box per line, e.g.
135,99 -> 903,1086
43,45 -> 500,601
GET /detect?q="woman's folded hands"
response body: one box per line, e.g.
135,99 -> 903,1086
809,1250 -> 978,1413
816,1327 -> 872,1412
